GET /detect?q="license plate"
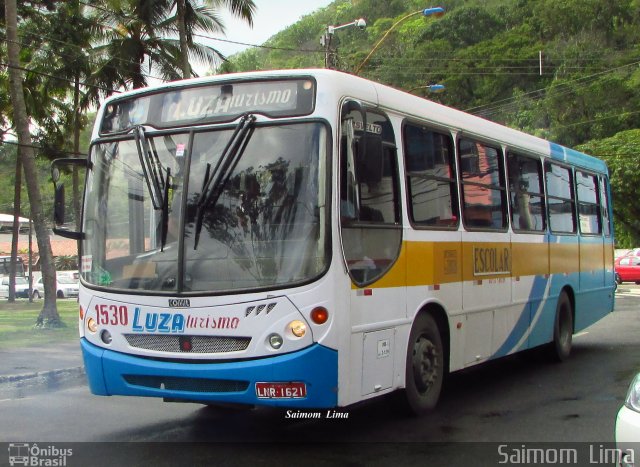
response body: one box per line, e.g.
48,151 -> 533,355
255,382 -> 307,399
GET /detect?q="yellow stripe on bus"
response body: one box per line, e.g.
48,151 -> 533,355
351,240 -> 612,290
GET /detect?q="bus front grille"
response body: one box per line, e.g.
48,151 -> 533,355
123,375 -> 249,393
123,334 -> 251,353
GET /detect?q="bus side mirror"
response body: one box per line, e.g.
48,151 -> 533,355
51,157 -> 88,240
54,184 -> 65,226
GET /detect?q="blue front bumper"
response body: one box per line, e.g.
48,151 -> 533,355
81,338 -> 338,408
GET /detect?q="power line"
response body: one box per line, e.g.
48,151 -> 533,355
554,110 -> 640,130
0,58 -> 120,94
0,139 -> 86,157
464,59 -> 640,115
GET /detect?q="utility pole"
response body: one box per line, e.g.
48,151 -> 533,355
321,19 -> 367,70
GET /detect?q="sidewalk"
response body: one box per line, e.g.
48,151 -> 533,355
616,286 -> 640,296
0,341 -> 85,396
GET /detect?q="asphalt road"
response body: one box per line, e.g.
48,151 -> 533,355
1,292 -> 639,466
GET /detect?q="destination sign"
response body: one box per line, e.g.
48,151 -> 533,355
100,78 -> 315,134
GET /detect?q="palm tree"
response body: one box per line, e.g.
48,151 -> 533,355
175,0 -> 256,78
88,0 -> 256,92
5,0 -> 60,326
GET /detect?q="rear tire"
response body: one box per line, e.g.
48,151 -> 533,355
549,292 -> 573,362
403,313 -> 444,415
32,290 -> 40,299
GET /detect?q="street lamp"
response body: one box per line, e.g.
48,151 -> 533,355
407,83 -> 446,94
321,18 -> 367,69
354,7 -> 445,75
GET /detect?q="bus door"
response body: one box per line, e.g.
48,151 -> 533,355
599,176 -> 615,289
339,101 -> 404,397
458,138 -> 512,365
576,170 -> 607,328
506,152 -> 549,355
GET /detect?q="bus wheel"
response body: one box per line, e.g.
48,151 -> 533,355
549,292 -> 573,362
404,313 -> 444,415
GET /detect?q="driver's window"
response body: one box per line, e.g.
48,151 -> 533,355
340,103 -> 402,286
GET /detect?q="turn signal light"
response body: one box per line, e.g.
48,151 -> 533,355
87,317 -> 97,333
289,320 -> 306,338
310,307 -> 329,325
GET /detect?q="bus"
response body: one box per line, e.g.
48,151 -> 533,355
0,255 -> 26,277
51,69 -> 615,413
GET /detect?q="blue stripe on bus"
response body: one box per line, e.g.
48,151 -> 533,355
492,273 -> 549,358
549,142 -> 608,173
81,338 -> 339,408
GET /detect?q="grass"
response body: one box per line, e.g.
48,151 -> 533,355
0,299 -> 79,349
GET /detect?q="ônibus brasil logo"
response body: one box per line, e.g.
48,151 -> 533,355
8,443 -> 72,466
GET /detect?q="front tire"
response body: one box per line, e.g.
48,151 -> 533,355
403,313 -> 444,415
549,292 -> 573,362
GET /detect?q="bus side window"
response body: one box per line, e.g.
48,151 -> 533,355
599,176 -> 612,237
545,162 -> 576,234
507,152 -> 545,232
576,170 -> 601,235
458,138 -> 507,231
403,122 -> 458,228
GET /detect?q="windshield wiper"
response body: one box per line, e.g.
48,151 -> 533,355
193,114 -> 256,249
160,167 -> 171,251
134,125 -> 164,210
134,125 -> 173,251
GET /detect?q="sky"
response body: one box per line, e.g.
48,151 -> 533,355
207,0 -> 335,58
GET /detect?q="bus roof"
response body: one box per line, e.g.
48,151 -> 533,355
97,69 -> 607,175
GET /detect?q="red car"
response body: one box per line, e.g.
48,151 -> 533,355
615,254 -> 640,284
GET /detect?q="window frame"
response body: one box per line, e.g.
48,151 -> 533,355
544,161 -> 577,235
507,151 -> 546,234
599,175 -> 612,238
401,120 -> 459,230
339,104 -> 403,287
575,169 -> 602,236
457,136 -> 508,232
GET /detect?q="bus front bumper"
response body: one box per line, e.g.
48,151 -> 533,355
81,338 -> 338,408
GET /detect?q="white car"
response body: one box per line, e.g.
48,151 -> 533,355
33,276 -> 79,299
616,373 -> 640,466
0,276 -> 30,298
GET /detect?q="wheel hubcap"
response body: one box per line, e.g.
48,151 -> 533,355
412,336 -> 439,393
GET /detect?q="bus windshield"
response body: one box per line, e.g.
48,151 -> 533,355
82,121 -> 329,294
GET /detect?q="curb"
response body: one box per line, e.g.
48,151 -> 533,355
0,366 -> 86,398
0,366 -> 85,385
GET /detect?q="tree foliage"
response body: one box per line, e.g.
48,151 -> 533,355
577,130 -> 640,247
224,0 -> 640,243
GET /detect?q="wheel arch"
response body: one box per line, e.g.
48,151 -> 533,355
413,302 -> 451,375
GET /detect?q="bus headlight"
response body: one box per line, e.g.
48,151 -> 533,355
268,333 -> 283,349
289,320 -> 306,338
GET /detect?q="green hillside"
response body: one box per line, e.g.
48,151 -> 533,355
221,0 -> 640,245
